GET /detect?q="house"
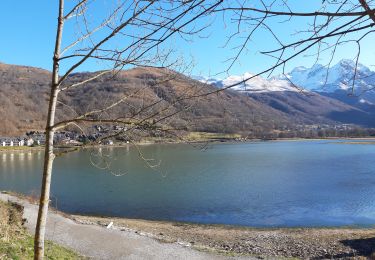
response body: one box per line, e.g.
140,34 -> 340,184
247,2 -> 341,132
35,136 -> 45,145
68,140 -> 82,145
95,125 -> 103,132
103,140 -> 114,145
13,139 -> 24,146
0,138 -> 15,146
113,125 -> 126,131
58,137 -> 71,145
5,139 -> 13,146
25,138 -> 34,146
26,132 -> 45,145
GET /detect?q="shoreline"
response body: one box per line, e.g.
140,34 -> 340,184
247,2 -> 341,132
6,191 -> 375,231
74,214 -> 375,258
2,136 -> 375,153
3,191 -> 375,259
0,192 -> 238,260
72,213 -> 375,230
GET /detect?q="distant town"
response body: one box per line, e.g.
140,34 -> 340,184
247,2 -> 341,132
0,125 -> 127,148
1,123 -> 375,148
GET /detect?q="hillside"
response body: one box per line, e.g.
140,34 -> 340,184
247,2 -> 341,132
196,59 -> 375,128
0,64 -> 293,136
0,63 -> 370,137
59,67 -> 299,135
0,63 -> 50,135
249,91 -> 366,126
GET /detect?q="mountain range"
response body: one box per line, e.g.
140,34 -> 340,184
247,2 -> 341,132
197,59 -> 375,95
196,59 -> 375,127
1,60 -> 375,137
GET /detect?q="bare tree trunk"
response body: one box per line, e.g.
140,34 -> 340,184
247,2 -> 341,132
34,1 -> 64,259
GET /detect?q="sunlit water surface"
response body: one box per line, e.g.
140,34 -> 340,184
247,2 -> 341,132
1,140 -> 375,227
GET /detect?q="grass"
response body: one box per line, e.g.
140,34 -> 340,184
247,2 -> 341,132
186,132 -> 241,142
0,200 -> 84,260
0,146 -> 43,152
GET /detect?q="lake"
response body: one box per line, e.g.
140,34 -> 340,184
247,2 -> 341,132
1,140 -> 375,227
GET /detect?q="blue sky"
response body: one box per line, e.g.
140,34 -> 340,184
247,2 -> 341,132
0,1 -> 374,78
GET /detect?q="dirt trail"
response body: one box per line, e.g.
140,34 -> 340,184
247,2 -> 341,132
0,192 -> 255,259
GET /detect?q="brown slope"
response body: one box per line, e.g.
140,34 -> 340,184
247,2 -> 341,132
0,63 -> 50,135
0,64 -> 293,136
249,91 -> 363,125
0,63 -> 365,137
59,67 -> 293,134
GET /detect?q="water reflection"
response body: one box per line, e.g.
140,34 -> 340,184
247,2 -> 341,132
0,151 -> 41,176
18,152 -> 25,161
1,153 -> 6,164
1,141 -> 375,227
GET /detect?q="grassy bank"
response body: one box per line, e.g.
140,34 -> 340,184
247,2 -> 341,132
185,132 -> 241,142
0,200 -> 83,259
0,146 -> 44,152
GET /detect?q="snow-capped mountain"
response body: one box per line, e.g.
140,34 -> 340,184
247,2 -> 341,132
196,72 -> 303,93
196,59 -> 375,95
193,60 -> 375,128
277,59 -> 375,94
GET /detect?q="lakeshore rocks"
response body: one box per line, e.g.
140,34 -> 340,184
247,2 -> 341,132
74,215 -> 375,259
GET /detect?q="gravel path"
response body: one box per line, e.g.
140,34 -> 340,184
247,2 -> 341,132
0,192 -> 256,260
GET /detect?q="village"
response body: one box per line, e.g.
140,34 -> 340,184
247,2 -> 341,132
0,123 -> 371,148
0,125 -> 121,148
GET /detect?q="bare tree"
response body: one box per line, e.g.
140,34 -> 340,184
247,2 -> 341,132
34,1 -> 224,259
34,0 -> 375,259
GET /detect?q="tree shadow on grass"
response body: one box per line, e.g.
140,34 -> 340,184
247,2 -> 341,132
313,237 -> 375,259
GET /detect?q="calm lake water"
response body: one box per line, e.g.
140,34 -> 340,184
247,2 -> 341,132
1,140 -> 375,227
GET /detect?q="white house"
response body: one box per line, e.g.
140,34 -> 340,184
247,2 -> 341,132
67,139 -> 82,145
13,139 -> 24,146
25,138 -> 34,146
103,140 -> 114,145
5,140 -> 13,146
